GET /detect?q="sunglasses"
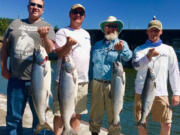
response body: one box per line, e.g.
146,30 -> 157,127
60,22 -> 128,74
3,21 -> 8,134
29,2 -> 43,9
105,24 -> 118,29
71,10 -> 84,16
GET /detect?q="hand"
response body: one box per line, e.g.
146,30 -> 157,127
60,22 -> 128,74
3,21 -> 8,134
38,26 -> 50,39
66,37 -> 77,48
146,48 -> 160,60
1,67 -> 10,80
114,40 -> 124,51
172,95 -> 180,106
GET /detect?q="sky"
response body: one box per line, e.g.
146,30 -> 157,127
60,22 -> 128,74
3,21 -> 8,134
0,0 -> 180,30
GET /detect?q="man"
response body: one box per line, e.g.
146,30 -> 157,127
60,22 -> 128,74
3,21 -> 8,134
52,4 -> 91,135
132,17 -> 180,135
0,0 -> 55,134
89,16 -> 132,135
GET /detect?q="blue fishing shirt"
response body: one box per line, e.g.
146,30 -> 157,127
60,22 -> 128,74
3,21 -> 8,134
89,38 -> 132,81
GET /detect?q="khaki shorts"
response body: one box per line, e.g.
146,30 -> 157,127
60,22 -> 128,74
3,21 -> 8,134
52,81 -> 88,116
134,93 -> 172,123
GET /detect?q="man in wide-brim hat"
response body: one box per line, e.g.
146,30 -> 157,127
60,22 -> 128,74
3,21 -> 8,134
89,16 -> 132,135
100,16 -> 123,33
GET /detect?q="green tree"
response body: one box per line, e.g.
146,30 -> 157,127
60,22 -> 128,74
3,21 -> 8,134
0,18 -> 9,36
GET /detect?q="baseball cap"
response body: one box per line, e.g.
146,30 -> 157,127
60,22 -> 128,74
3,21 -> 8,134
148,17 -> 162,30
70,4 -> 85,12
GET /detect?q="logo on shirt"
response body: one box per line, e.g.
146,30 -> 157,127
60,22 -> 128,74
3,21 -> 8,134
15,31 -> 34,60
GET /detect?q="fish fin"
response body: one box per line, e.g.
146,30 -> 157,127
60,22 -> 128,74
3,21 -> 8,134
122,72 -> 126,85
154,82 -> 156,89
43,65 -> 48,76
34,122 -> 53,135
136,121 -> 147,129
62,128 -> 77,135
45,106 -> 51,112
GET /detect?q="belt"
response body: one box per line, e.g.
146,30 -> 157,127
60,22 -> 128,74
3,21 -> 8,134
94,79 -> 111,84
78,82 -> 88,85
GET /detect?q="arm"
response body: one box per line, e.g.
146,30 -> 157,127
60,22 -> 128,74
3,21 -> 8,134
1,38 -> 10,79
38,26 -> 55,53
168,47 -> 180,106
116,41 -> 132,62
132,48 -> 159,70
55,37 -> 77,59
88,47 -> 94,82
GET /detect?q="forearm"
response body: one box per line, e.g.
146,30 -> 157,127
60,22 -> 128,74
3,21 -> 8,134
1,39 -> 8,69
41,36 -> 55,54
132,55 -> 150,70
55,43 -> 72,59
120,43 -> 132,62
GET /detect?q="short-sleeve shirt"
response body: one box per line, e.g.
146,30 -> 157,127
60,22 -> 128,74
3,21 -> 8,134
55,26 -> 91,83
4,19 -> 55,80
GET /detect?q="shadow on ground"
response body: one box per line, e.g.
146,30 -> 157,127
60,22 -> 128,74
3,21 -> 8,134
0,126 -> 54,135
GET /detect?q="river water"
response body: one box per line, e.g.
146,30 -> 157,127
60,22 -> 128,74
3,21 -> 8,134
0,61 -> 180,135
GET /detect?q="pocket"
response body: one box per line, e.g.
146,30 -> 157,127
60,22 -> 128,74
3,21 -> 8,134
92,50 -> 102,63
106,51 -> 118,63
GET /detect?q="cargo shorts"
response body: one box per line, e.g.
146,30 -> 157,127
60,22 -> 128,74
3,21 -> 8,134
52,80 -> 88,116
134,93 -> 172,124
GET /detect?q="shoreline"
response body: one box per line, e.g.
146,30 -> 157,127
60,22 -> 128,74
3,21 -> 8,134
0,94 -> 109,135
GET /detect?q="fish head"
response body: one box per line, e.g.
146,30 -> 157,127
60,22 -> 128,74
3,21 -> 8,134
62,56 -> 75,73
148,67 -> 156,81
113,61 -> 124,75
34,46 -> 48,65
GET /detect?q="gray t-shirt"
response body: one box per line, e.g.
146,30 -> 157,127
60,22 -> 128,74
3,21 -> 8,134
4,19 -> 55,80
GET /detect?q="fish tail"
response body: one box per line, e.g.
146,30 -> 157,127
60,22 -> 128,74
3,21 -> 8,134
136,121 -> 147,129
62,128 -> 77,135
34,122 -> 53,135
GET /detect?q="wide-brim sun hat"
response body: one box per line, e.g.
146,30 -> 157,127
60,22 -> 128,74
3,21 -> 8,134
100,16 -> 124,33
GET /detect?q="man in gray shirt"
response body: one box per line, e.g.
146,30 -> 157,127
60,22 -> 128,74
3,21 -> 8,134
1,0 -> 55,134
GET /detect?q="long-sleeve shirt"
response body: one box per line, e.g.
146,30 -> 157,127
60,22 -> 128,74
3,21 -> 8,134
89,38 -> 132,81
132,42 -> 180,96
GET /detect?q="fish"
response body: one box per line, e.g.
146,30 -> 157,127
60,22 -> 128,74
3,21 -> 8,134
58,56 -> 78,135
137,67 -> 156,128
111,61 -> 126,125
31,46 -> 53,134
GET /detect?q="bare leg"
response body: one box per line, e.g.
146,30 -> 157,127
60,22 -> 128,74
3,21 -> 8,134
160,123 -> 171,135
70,114 -> 81,132
138,126 -> 148,135
53,115 -> 63,135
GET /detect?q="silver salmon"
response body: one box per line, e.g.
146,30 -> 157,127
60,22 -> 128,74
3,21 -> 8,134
137,67 -> 156,128
31,46 -> 53,134
111,61 -> 126,125
58,56 -> 78,135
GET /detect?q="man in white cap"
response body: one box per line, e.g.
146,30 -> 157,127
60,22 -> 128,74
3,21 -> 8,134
52,3 -> 91,135
89,16 -> 132,135
132,17 -> 180,135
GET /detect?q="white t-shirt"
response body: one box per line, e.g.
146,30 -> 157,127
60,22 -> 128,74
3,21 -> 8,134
55,26 -> 91,83
133,43 -> 180,96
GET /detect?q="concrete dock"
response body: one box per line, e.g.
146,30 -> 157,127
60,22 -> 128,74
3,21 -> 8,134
0,94 -> 108,135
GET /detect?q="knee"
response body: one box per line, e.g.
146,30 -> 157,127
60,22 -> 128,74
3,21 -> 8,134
53,115 -> 63,125
161,123 -> 172,130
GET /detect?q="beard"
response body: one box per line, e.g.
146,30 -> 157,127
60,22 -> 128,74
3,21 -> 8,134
105,31 -> 119,41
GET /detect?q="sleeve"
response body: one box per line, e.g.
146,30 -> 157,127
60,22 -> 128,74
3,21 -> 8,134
132,46 -> 150,70
168,47 -> 180,95
119,41 -> 132,62
55,29 -> 67,49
